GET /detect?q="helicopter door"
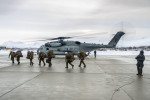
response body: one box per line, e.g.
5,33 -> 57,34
46,48 -> 49,51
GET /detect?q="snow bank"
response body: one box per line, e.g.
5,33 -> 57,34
90,50 -> 150,55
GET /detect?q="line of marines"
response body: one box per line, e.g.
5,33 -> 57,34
9,50 -> 23,64
9,50 -> 145,76
9,50 -> 87,68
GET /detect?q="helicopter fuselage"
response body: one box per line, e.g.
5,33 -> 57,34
37,31 -> 125,55
37,40 -> 111,55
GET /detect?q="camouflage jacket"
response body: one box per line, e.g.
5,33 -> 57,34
78,51 -> 86,60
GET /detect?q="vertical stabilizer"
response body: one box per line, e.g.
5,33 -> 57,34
108,31 -> 125,47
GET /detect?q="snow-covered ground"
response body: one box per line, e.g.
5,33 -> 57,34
0,50 -> 150,56
90,50 -> 150,55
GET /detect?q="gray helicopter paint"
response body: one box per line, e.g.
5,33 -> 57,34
37,31 -> 125,55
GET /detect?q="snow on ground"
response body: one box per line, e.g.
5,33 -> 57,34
0,50 -> 150,56
90,50 -> 150,55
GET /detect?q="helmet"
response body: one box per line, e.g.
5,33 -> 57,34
140,50 -> 144,54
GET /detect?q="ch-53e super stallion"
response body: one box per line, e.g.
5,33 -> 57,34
37,31 -> 125,55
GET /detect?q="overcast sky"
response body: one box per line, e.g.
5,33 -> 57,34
0,0 -> 150,44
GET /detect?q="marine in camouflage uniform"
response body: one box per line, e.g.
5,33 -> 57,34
78,51 -> 87,68
26,51 -> 34,66
65,52 -> 74,69
47,50 -> 55,67
15,50 -> 23,64
38,52 -> 46,66
9,51 -> 16,63
135,50 -> 145,76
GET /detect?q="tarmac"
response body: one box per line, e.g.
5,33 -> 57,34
0,55 -> 150,100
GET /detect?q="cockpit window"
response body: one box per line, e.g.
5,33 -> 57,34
75,41 -> 81,44
45,43 -> 51,47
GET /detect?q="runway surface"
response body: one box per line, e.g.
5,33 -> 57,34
0,55 -> 150,100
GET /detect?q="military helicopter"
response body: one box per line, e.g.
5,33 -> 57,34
37,31 -> 125,55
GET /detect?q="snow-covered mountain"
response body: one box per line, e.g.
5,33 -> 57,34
117,37 -> 150,47
1,41 -> 42,48
1,36 -> 150,49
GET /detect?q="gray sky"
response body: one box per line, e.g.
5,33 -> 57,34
0,0 -> 150,44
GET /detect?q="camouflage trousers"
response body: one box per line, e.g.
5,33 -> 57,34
66,61 -> 74,68
16,57 -> 20,64
39,58 -> 45,66
11,57 -> 15,63
48,58 -> 52,67
137,62 -> 144,75
30,58 -> 34,65
79,60 -> 86,67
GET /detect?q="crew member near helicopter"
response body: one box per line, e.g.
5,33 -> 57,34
9,51 -> 16,63
38,51 -> 46,66
94,50 -> 97,58
135,50 -> 145,76
65,52 -> 74,69
78,51 -> 87,68
26,51 -> 34,66
47,50 -> 55,67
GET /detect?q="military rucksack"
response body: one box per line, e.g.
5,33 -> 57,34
16,51 -> 23,57
47,50 -> 55,58
10,52 -> 16,57
39,52 -> 47,59
78,51 -> 86,60
66,53 -> 74,62
26,51 -> 34,59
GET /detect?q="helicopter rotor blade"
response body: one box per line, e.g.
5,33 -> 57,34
68,32 -> 108,38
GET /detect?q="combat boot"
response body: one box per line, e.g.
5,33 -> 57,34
140,74 -> 143,76
49,64 -> 52,67
72,65 -> 74,69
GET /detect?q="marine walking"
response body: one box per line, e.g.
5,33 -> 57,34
15,50 -> 23,64
47,50 -> 55,67
65,52 -> 74,69
9,51 -> 16,63
78,51 -> 87,68
26,51 -> 34,66
38,51 -> 46,66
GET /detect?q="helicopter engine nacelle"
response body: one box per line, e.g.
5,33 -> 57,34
45,43 -> 62,47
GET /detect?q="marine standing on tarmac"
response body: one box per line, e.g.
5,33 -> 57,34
26,51 -> 34,66
38,51 -> 46,66
47,50 -> 55,67
9,51 -> 16,63
135,50 -> 145,76
94,50 -> 97,58
15,50 -> 23,64
78,51 -> 87,68
65,52 -> 74,69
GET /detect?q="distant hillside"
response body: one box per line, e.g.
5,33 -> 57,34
1,41 -> 42,48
